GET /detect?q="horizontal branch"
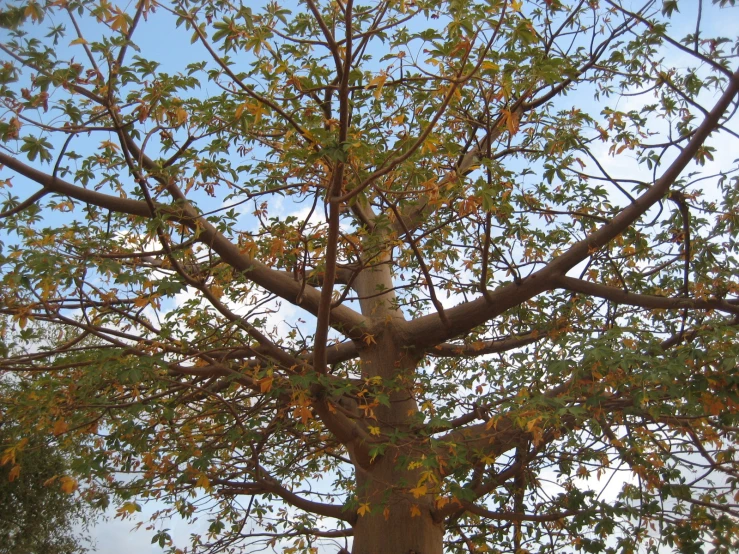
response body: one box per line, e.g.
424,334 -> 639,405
430,331 -> 544,357
460,501 -> 600,523
556,275 -> 739,315
210,477 -> 354,523
435,416 -> 528,470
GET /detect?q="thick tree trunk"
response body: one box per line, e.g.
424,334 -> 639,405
348,325 -> 443,554
351,453 -> 444,554
348,258 -> 444,552
352,516 -> 443,554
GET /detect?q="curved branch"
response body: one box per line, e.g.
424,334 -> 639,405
0,188 -> 48,218
0,152 -> 368,337
211,477 -> 354,523
459,501 -> 601,523
555,275 -> 739,315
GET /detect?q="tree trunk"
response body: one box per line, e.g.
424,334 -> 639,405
347,258 -> 445,552
349,324 -> 444,554
351,454 -> 444,554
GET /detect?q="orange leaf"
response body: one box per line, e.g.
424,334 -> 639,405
293,405 -> 313,425
409,484 -> 427,499
410,504 -> 421,517
259,376 -> 273,394
210,284 -> 224,300
8,464 -> 21,482
60,475 -> 78,494
53,419 -> 68,436
502,108 -> 520,135
43,475 -> 58,487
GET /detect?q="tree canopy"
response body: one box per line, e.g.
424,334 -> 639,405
1,0 -> 739,553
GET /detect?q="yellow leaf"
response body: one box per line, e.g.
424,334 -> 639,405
481,60 -> 499,72
24,1 -> 43,22
480,453 -> 496,465
60,475 -> 78,494
246,101 -> 269,124
109,9 -> 129,33
196,473 -> 210,489
357,502 -> 371,516
120,501 -> 140,514
409,484 -> 427,499
502,108 -> 520,135
485,416 -> 499,430
510,0 -> 523,12
100,139 -> 120,151
368,426 -> 381,436
526,416 -> 542,433
410,504 -> 421,517
366,72 -> 388,100
53,200 -> 74,212
69,37 -> 88,46
419,469 -> 438,485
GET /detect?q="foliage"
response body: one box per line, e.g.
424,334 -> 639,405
1,0 -> 739,553
1,383 -> 101,554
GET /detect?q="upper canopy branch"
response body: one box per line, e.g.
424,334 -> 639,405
392,5 -> 638,236
402,68 -> 739,350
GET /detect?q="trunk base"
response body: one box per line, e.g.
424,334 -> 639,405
351,505 -> 443,554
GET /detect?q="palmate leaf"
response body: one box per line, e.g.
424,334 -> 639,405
19,136 -> 53,163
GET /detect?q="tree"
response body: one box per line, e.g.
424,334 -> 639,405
1,383 -> 100,554
0,0 -> 738,552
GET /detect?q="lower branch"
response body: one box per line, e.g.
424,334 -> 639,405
212,477 -> 354,523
